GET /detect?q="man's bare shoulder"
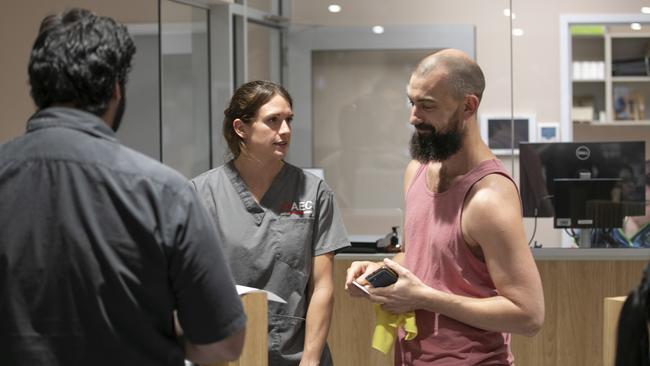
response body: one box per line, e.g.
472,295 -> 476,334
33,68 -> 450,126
405,160 -> 422,174
463,173 -> 522,240
468,173 -> 518,205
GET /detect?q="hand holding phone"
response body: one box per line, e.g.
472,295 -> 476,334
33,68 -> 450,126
365,266 -> 398,288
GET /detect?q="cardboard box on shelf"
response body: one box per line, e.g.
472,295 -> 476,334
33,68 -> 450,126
572,106 -> 594,122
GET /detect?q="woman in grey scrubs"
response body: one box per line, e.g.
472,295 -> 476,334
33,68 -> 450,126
191,80 -> 350,366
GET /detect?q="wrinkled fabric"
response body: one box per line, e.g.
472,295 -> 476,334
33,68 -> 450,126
372,304 -> 417,354
0,107 -> 245,366
192,161 -> 350,366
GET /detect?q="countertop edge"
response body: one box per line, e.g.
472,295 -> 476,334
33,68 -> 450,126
335,249 -> 650,261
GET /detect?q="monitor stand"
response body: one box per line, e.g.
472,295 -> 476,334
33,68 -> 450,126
578,228 -> 592,248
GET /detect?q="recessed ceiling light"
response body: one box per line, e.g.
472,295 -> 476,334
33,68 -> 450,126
512,28 -> 524,37
642,7 -> 650,14
328,4 -> 341,13
503,8 -> 516,19
631,22 -> 642,31
372,25 -> 385,34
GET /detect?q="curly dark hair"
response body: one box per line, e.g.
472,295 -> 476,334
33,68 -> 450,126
28,8 -> 136,116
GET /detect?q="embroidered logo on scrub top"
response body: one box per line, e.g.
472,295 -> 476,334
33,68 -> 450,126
280,201 -> 313,216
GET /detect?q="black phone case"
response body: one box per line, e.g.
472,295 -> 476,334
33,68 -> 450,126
366,266 -> 398,287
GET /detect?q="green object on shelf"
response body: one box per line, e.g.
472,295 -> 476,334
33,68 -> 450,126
571,25 -> 605,36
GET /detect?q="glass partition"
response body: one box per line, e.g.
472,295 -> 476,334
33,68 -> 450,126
242,0 -> 277,14
514,3 -> 650,247
119,23 -> 160,161
289,0 -> 513,236
247,21 -> 282,82
159,0 -> 211,179
312,49 -> 430,214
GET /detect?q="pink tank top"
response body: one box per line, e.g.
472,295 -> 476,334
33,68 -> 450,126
395,159 -> 515,366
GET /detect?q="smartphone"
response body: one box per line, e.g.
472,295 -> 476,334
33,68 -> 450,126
365,266 -> 398,288
351,280 -> 370,295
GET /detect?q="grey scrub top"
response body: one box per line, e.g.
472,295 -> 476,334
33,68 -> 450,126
191,161 -> 350,366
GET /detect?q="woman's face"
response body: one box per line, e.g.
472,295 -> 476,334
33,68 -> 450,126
242,94 -> 293,161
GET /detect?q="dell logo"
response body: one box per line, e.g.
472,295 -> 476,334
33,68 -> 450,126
575,145 -> 591,160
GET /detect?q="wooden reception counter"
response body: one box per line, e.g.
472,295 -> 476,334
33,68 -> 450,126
208,291 -> 268,366
329,249 -> 650,366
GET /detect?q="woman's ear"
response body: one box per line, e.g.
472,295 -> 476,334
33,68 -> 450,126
233,119 -> 247,139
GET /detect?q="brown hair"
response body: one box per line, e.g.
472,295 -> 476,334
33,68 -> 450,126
223,80 -> 293,158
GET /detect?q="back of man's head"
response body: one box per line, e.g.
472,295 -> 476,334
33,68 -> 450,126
28,8 -> 136,117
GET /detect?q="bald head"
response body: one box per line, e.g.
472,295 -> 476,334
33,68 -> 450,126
414,49 -> 485,103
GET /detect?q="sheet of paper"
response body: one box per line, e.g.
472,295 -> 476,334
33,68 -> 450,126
236,285 -> 287,304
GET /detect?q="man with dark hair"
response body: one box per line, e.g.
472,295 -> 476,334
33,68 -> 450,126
345,49 -> 544,365
0,8 -> 246,366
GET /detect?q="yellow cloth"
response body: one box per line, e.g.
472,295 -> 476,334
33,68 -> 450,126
371,304 -> 418,354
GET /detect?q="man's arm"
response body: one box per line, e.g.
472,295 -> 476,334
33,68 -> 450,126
369,174 -> 544,336
185,335 -> 246,364
301,253 -> 335,365
169,185 -> 248,362
455,174 -> 544,335
174,312 -> 245,364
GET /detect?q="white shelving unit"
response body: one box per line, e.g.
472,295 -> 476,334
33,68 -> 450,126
606,31 -> 650,123
571,27 -> 650,125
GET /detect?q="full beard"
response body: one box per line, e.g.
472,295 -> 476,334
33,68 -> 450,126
409,114 -> 464,163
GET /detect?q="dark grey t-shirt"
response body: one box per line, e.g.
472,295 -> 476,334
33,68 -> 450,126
192,161 -> 350,366
0,108 -> 246,366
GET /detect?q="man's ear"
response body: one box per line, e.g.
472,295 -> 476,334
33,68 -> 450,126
463,94 -> 479,116
233,119 -> 247,139
112,81 -> 122,101
100,81 -> 122,128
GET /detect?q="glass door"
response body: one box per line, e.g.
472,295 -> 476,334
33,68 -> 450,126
159,0 -> 211,178
286,25 -> 475,235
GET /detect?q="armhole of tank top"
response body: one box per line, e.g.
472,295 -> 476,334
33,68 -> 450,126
457,169 -> 518,262
406,162 -> 427,196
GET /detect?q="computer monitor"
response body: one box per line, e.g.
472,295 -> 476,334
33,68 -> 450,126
519,141 -> 646,228
553,178 -> 627,228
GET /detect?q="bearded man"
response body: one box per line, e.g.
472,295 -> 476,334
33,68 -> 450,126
345,49 -> 545,366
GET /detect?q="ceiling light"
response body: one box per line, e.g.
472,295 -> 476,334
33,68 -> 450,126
642,7 -> 650,14
328,4 -> 341,13
512,28 -> 524,37
372,25 -> 385,34
631,23 -> 642,31
503,9 -> 516,19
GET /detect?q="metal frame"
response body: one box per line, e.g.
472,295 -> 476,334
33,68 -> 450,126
194,0 -> 290,165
